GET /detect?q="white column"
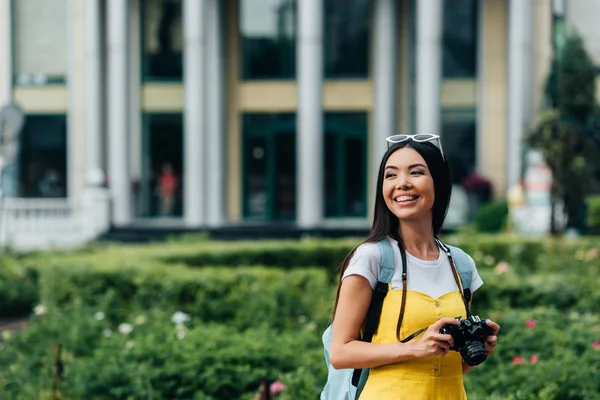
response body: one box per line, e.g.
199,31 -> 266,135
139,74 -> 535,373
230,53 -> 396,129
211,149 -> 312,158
373,0 -> 398,172
107,0 -> 132,225
1,0 -> 12,104
183,0 -> 206,227
416,0 -> 442,135
476,0 -> 486,173
129,0 -> 142,216
297,0 -> 323,229
206,0 -> 225,227
507,0 -> 533,187
84,0 -> 103,183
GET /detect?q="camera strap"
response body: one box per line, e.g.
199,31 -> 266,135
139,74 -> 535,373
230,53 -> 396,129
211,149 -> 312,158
393,237 -> 472,343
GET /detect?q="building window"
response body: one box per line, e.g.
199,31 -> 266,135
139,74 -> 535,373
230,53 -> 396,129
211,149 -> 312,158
442,109 -> 476,184
242,113 -> 296,220
142,0 -> 183,81
324,0 -> 371,78
443,0 -> 478,78
138,114 -> 184,217
13,0 -> 68,84
20,115 -> 67,198
240,0 -> 296,80
324,112 -> 368,217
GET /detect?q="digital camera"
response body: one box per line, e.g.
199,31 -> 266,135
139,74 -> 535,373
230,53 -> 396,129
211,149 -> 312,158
439,315 -> 494,366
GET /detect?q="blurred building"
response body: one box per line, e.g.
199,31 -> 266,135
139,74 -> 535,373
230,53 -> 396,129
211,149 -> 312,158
0,0 -> 598,246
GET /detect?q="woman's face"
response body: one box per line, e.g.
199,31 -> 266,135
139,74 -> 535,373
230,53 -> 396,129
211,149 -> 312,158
382,147 -> 435,223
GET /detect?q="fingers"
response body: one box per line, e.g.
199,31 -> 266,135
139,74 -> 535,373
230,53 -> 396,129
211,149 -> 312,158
436,342 -> 451,355
484,341 -> 495,356
437,334 -> 454,348
486,335 -> 498,347
486,319 -> 501,335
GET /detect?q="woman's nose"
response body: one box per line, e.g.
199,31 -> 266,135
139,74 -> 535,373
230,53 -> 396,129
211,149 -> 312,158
395,175 -> 412,189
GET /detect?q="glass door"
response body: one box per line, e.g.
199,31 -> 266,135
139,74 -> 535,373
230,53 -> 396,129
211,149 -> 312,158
243,113 -> 296,221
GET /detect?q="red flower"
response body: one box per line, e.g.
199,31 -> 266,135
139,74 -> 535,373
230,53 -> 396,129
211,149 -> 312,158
529,354 -> 539,364
270,381 -> 287,397
592,341 -> 600,350
512,356 -> 524,365
526,320 -> 537,329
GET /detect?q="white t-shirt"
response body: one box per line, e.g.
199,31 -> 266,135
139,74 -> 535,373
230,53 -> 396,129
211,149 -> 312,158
342,237 -> 483,299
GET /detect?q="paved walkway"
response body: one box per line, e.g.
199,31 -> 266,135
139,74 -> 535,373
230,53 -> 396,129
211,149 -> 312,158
0,318 -> 28,334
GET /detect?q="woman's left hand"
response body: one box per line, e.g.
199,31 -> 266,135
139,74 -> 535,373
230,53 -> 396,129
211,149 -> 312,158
484,319 -> 500,358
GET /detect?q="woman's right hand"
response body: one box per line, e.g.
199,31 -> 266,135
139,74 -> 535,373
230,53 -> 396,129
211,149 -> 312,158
408,318 -> 460,358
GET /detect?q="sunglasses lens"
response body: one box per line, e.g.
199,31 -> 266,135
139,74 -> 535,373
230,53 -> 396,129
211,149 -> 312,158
413,134 -> 435,141
387,135 -> 409,143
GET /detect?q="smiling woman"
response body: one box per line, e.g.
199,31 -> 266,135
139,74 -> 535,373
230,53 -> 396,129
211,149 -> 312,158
323,136 -> 500,400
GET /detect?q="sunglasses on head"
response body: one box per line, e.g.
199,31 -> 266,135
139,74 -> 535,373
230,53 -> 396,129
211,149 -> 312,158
385,134 -> 445,160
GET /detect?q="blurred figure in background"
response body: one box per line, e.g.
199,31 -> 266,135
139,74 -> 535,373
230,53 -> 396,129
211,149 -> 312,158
157,162 -> 178,217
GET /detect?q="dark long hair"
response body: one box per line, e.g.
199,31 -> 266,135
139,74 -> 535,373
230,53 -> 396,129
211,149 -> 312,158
331,140 -> 452,318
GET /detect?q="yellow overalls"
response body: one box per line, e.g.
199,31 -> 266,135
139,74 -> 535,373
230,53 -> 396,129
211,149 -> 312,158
359,288 -> 468,399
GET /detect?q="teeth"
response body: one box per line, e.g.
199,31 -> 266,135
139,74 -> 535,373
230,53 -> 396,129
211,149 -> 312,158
396,196 -> 418,202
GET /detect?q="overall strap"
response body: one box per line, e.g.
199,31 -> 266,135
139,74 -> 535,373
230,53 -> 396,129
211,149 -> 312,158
351,238 -> 395,387
436,240 -> 473,312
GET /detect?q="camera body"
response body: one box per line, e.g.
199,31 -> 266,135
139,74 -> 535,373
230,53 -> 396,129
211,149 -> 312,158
439,315 -> 493,366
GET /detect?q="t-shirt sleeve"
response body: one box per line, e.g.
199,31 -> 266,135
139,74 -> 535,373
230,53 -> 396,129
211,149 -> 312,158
341,243 -> 380,290
468,255 -> 484,292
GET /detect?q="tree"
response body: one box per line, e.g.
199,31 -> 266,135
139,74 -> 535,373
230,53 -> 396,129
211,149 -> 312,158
527,33 -> 598,235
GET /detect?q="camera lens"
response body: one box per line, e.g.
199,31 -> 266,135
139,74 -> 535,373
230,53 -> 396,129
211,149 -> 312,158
461,341 -> 488,366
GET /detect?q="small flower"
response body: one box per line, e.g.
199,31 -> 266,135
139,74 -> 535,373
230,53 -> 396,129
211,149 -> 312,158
494,261 -> 510,274
118,323 -> 133,335
34,305 -> 46,316
525,319 -> 537,329
270,380 -> 287,397
585,248 -> 599,261
103,329 -> 112,338
483,255 -> 495,266
512,356 -> 524,365
171,311 -> 190,326
125,341 -> 134,350
134,315 -> 146,325
177,330 -> 186,340
592,341 -> 600,350
529,354 -> 539,364
94,312 -> 105,321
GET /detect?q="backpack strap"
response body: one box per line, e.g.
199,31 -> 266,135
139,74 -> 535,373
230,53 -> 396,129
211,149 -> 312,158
436,240 -> 473,305
351,238 -> 395,387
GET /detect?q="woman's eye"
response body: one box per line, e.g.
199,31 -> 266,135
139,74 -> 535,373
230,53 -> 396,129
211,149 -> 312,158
411,170 -> 425,175
385,173 -> 396,179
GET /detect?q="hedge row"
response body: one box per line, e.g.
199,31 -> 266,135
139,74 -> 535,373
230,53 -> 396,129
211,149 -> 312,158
25,256 -> 599,330
37,264 -> 334,332
154,235 -> 599,276
2,303 -> 599,399
26,234 -> 599,273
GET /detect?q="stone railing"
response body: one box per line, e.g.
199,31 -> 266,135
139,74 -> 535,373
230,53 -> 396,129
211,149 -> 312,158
0,188 -> 111,251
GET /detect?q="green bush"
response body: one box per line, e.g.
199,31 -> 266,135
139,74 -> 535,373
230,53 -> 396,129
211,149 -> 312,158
471,201 -> 509,233
4,234 -> 600,399
0,302 -> 325,400
22,234 -> 600,276
0,257 -> 38,318
38,264 -> 334,332
464,308 -> 600,400
5,302 -> 600,400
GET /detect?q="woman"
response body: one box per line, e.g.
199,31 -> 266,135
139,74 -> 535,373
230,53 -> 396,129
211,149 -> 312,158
329,135 -> 500,399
